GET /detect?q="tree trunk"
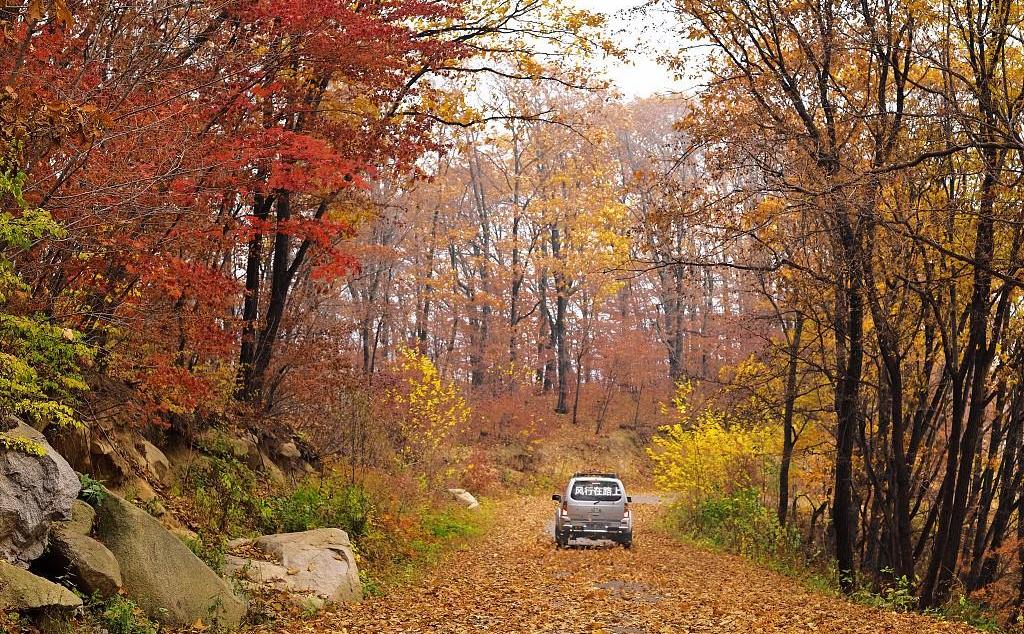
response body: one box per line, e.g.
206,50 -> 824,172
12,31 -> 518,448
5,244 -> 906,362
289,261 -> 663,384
237,194 -> 273,399
975,385 -> 1022,588
921,155 -> 1000,607
832,209 -> 865,594
550,225 -> 570,415
778,311 -> 804,526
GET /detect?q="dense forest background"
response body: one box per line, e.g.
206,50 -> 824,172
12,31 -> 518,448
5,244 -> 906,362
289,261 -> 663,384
1,0 -> 1023,628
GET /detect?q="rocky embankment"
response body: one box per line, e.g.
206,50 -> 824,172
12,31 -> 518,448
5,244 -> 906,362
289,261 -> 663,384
0,417 -> 364,631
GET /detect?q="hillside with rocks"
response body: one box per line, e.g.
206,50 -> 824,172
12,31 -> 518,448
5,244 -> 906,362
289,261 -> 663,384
0,412 -> 652,632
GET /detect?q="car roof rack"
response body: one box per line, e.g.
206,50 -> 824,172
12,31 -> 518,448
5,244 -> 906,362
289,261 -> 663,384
572,472 -> 619,479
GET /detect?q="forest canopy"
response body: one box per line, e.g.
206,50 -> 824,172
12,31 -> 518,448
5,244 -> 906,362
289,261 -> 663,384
1,0 -> 1023,626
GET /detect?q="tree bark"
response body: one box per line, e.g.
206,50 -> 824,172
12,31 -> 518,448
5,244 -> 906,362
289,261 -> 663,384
778,311 -> 804,526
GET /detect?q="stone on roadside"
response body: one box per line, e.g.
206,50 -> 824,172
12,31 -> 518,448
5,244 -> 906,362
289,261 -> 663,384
34,498 -> 121,598
139,440 -> 172,485
88,434 -> 138,486
259,449 -> 287,485
447,488 -> 481,510
62,499 -> 96,536
117,477 -> 157,503
278,441 -> 301,461
226,528 -> 361,604
45,529 -> 123,598
228,435 -> 264,471
225,537 -> 252,550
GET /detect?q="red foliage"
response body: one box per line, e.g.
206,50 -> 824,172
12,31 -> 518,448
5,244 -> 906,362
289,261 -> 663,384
4,0 -> 474,425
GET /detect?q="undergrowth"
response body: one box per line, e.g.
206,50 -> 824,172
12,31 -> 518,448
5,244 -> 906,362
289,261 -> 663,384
929,594 -> 1005,632
95,595 -> 157,634
77,473 -> 108,506
265,477 -> 372,538
662,489 -> 1010,632
185,534 -> 228,574
175,443 -> 494,599
664,488 -> 804,575
364,502 -> 494,593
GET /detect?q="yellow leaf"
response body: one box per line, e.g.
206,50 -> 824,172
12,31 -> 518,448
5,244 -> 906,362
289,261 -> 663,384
26,0 -> 44,21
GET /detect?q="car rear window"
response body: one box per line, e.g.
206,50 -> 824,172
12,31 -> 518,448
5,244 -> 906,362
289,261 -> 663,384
570,480 -> 623,501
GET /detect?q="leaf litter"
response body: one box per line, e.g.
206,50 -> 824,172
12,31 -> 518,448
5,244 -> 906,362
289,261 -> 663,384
260,498 -> 977,634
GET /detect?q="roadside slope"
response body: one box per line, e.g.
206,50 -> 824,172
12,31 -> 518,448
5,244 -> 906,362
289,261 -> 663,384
283,498 -> 975,634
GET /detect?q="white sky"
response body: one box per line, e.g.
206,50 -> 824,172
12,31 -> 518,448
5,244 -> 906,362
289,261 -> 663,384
573,0 -> 690,99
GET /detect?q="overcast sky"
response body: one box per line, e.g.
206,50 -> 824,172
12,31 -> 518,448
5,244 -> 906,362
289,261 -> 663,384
572,0 -> 689,99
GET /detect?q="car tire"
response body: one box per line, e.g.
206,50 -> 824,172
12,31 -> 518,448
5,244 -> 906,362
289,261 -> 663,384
556,530 -> 569,549
621,535 -> 633,549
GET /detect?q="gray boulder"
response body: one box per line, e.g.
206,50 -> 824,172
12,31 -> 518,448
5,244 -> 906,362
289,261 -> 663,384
0,421 -> 81,566
94,494 -> 246,629
34,499 -> 121,598
277,441 -> 302,461
62,499 -> 97,536
139,440 -> 172,485
48,529 -> 123,598
258,449 -> 287,485
0,560 -> 82,612
226,528 -> 361,604
227,435 -> 263,471
88,434 -> 136,486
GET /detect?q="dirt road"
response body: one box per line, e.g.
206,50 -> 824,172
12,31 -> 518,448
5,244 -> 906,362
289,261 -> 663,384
296,497 -> 975,633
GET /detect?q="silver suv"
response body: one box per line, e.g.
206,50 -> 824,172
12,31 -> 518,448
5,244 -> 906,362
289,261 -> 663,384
552,472 -> 632,548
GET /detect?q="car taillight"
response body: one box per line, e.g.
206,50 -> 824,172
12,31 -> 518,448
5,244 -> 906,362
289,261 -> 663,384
560,501 -> 569,517
623,504 -> 630,521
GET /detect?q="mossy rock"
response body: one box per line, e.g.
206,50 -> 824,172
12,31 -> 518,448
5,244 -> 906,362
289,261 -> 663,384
0,560 -> 82,613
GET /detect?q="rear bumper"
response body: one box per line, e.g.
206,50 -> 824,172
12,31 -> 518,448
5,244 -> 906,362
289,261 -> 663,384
559,523 -> 631,539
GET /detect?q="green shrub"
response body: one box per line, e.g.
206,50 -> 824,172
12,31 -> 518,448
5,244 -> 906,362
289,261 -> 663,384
930,594 -> 1003,632
851,571 -> 918,612
360,570 -> 383,597
182,443 -> 372,543
671,488 -> 802,569
97,595 -> 156,634
78,472 -> 108,506
264,477 -> 372,538
184,449 -> 265,536
186,534 -> 228,574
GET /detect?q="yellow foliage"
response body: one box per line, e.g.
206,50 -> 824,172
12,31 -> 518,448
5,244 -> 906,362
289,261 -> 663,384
649,381 -> 780,501
390,346 -> 471,471
0,433 -> 46,456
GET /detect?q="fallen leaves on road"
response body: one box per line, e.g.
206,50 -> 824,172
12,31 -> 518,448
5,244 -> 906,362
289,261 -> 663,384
260,498 -> 976,633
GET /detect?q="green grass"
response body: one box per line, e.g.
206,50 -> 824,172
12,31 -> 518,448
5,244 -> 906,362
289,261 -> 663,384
185,534 -> 228,574
662,489 -> 806,576
265,477 -> 372,537
90,595 -> 157,634
925,594 -> 1006,633
364,501 -> 494,593
422,509 -> 486,540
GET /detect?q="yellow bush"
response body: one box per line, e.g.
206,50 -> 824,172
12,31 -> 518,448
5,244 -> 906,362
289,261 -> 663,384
389,347 -> 470,477
648,381 -> 780,501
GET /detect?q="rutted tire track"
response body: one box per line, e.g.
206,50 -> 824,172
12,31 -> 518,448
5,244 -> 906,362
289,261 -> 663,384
287,497 -> 975,634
